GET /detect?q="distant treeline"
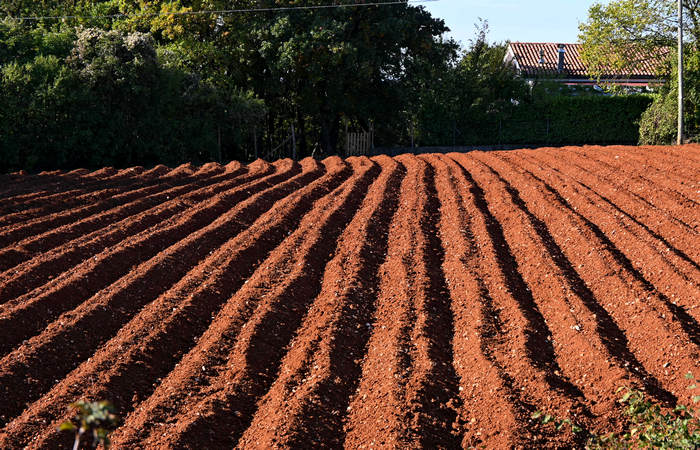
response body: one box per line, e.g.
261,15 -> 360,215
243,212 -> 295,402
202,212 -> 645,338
0,25 -> 263,172
0,1 -> 686,172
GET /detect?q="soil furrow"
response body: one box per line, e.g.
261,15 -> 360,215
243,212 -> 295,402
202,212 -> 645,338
0,166 -> 249,275
0,166 -> 171,223
559,148 -> 698,231
0,175 -> 76,201
402,155 -> 465,448
0,163 -> 238,234
473,153 -> 677,409
607,146 -> 700,188
0,160 -> 280,351
0,146 -> 696,448
508,151 -> 700,318
526,150 -> 699,267
112,157 -> 381,449
341,155 -> 430,448
231,156 -> 406,449
485,151 -> 700,405
0,160 -> 323,425
0,166 -> 252,298
572,146 -> 699,208
0,169 -> 141,207
452,154 -> 589,408
0,158 -> 355,449
681,143 -> 700,160
0,173 -> 207,249
635,144 -> 700,162
0,173 -> 172,228
448,153 -> 585,446
428,153 -> 558,447
347,154 -> 465,448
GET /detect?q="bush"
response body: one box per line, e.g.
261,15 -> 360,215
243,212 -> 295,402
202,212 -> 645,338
501,94 -> 654,146
0,23 -> 264,173
58,400 -> 119,449
534,372 -> 700,448
639,91 -> 678,145
639,48 -> 700,145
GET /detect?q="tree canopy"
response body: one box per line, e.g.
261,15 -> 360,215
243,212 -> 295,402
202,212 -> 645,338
578,0 -> 699,81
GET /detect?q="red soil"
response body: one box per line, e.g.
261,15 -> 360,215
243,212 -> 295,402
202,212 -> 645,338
0,146 -> 698,449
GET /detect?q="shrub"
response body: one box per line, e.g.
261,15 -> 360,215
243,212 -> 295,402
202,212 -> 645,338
639,48 -> 700,145
502,95 -> 654,146
58,400 -> 119,450
534,373 -> 700,448
0,23 -> 264,173
638,91 -> 677,145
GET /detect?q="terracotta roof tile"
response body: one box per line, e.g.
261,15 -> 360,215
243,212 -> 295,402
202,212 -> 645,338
508,42 -> 668,79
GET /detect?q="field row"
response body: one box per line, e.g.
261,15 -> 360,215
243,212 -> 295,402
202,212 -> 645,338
0,145 -> 698,448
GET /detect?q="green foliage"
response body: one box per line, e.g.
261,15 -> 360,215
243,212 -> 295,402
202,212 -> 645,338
58,400 -> 119,450
503,94 -> 653,145
533,373 -> 700,449
639,47 -> 700,144
412,20 -> 529,147
410,21 -> 650,148
638,90 -> 678,144
578,0 -> 697,83
0,22 -> 264,172
580,0 -> 700,146
103,0 -> 457,156
1,1 -> 457,161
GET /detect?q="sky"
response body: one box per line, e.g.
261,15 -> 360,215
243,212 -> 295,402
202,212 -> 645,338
421,0 -> 609,48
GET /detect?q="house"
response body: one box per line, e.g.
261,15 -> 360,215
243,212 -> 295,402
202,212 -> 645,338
503,42 -> 667,90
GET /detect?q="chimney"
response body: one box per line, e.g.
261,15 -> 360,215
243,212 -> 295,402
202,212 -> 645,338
557,44 -> 566,73
539,49 -> 545,64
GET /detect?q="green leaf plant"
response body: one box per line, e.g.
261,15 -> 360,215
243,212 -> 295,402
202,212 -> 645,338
533,372 -> 700,448
58,400 -> 119,450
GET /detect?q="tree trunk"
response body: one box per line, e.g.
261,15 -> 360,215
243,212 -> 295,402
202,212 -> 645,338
330,114 -> 341,156
266,111 -> 274,157
296,110 -> 308,158
320,114 -> 334,155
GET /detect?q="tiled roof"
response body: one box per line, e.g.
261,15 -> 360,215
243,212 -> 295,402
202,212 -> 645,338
507,42 -> 668,79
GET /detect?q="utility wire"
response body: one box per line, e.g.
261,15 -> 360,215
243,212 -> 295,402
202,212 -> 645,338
7,0 -> 439,22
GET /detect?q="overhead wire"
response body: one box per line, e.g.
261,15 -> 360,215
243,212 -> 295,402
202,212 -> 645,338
6,0 -> 439,22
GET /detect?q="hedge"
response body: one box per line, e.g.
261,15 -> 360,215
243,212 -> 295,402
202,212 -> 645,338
427,94 -> 654,147
501,94 -> 654,145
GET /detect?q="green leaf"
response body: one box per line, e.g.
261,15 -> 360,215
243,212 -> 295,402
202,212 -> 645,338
542,414 -> 553,424
685,372 -> 694,380
531,411 -> 542,419
571,424 -> 583,433
687,384 -> 697,390
58,421 -> 76,432
692,395 -> 700,403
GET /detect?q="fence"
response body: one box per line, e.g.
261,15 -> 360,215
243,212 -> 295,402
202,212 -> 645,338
345,124 -> 374,156
260,124 -> 296,161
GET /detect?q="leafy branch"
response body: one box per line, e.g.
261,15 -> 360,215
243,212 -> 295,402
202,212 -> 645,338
533,372 -> 700,448
58,400 -> 119,450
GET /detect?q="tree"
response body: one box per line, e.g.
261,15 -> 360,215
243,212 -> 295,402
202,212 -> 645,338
639,47 -> 700,143
413,20 -> 528,146
0,21 -> 264,172
578,0 -> 699,82
580,0 -> 700,143
102,0 -> 455,155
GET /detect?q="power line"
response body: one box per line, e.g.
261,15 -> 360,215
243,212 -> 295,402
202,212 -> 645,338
7,0 -> 439,22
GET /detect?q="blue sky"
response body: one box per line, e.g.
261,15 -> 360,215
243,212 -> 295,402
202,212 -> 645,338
421,0 -> 609,48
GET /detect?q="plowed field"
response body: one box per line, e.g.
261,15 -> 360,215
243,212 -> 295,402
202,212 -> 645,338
0,145 -> 698,448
